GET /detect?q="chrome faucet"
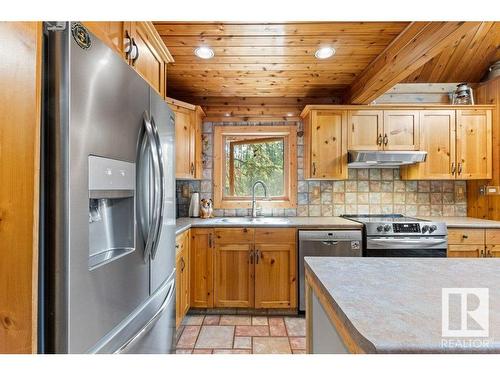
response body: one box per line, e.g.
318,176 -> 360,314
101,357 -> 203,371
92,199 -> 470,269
251,180 -> 268,218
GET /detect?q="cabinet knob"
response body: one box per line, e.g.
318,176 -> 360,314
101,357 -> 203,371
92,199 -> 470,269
383,134 -> 388,146
312,162 -> 316,176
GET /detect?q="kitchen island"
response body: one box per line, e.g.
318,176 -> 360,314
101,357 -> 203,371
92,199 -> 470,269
304,257 -> 500,353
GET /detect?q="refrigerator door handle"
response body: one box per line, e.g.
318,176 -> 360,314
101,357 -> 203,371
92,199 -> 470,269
149,116 -> 165,260
137,112 -> 162,262
114,277 -> 175,354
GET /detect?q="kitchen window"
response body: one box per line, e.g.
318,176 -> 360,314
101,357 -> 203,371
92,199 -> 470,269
213,125 -> 297,209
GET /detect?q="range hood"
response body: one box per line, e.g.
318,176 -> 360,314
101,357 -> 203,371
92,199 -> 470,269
348,150 -> 427,168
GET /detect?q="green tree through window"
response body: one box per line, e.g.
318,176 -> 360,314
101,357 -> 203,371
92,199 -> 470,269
224,137 -> 284,197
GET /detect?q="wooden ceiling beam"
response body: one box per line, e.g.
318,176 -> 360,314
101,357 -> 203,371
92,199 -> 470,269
347,21 -> 482,104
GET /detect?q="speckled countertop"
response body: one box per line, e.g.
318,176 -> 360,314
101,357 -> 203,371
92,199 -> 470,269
175,216 -> 362,235
417,216 -> 500,229
305,257 -> 500,353
176,216 -> 500,235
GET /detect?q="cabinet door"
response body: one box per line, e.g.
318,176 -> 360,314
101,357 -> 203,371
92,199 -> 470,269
82,22 -> 124,58
128,22 -> 166,97
213,228 -> 255,308
214,243 -> 254,308
456,109 -> 492,179
310,110 -> 347,179
254,229 -> 297,309
486,245 -> 500,258
190,229 -> 214,308
174,108 -> 195,179
193,106 -> 205,179
175,231 -> 190,327
447,245 -> 484,258
348,110 -> 383,150
383,110 -> 419,150
403,110 -> 456,180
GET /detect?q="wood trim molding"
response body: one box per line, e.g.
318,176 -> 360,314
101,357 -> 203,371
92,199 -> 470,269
142,21 -> 174,63
213,125 -> 297,209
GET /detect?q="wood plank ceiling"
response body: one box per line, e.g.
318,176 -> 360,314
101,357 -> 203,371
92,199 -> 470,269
154,22 -> 500,121
405,22 -> 500,83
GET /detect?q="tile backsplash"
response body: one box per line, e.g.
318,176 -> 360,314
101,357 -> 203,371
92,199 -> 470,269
176,122 -> 467,218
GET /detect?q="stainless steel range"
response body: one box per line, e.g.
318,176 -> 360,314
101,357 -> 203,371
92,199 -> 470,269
342,214 -> 448,257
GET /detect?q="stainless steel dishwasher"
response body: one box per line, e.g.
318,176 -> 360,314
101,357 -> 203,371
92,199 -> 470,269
298,230 -> 362,311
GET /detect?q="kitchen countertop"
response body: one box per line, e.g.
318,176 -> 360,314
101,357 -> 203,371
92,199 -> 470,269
305,257 -> 500,353
175,216 -> 362,235
417,216 -> 500,229
176,216 -> 500,235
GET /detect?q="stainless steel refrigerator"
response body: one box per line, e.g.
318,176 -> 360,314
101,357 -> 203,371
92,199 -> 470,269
39,22 -> 176,353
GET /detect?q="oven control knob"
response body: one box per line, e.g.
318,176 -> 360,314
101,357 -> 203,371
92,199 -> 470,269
429,225 -> 437,233
422,225 -> 430,233
383,224 -> 391,232
376,225 -> 384,232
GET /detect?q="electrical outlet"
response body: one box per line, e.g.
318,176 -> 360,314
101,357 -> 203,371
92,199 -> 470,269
312,186 -> 321,198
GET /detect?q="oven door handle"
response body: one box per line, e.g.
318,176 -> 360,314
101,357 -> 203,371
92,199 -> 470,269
367,237 -> 448,249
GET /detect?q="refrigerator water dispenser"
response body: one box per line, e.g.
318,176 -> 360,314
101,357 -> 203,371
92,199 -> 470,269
88,156 -> 136,270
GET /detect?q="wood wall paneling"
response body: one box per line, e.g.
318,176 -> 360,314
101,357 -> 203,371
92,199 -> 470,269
467,77 -> 500,219
0,22 -> 42,354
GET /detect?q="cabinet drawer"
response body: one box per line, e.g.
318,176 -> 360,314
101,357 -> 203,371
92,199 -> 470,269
215,228 -> 255,244
255,228 -> 296,244
447,228 -> 485,244
447,245 -> 484,258
485,229 -> 500,244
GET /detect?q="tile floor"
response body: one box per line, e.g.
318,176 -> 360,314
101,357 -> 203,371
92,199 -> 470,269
176,314 -> 306,354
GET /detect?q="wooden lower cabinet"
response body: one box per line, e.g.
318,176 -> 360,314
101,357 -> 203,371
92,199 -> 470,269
175,231 -> 190,327
214,243 -> 254,307
254,242 -> 297,308
190,228 -> 214,308
447,228 -> 500,258
214,228 -> 255,307
190,227 -> 297,309
448,245 -> 485,258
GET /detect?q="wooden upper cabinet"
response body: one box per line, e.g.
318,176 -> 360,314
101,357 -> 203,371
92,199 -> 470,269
126,22 -> 167,97
456,109 -> 492,179
190,228 -> 214,308
168,98 -> 205,180
174,108 -> 194,179
348,110 -> 383,150
82,22 -> 125,58
305,110 -> 347,180
194,106 -> 205,179
383,110 -> 420,150
254,229 -> 297,309
401,110 -> 456,180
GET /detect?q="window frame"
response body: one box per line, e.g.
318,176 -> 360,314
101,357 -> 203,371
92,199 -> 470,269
213,125 -> 297,209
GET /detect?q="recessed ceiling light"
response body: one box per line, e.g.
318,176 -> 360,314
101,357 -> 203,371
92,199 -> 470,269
314,47 -> 335,59
195,46 -> 215,59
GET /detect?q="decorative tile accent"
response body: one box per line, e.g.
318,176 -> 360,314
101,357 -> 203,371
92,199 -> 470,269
176,121 -> 468,218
